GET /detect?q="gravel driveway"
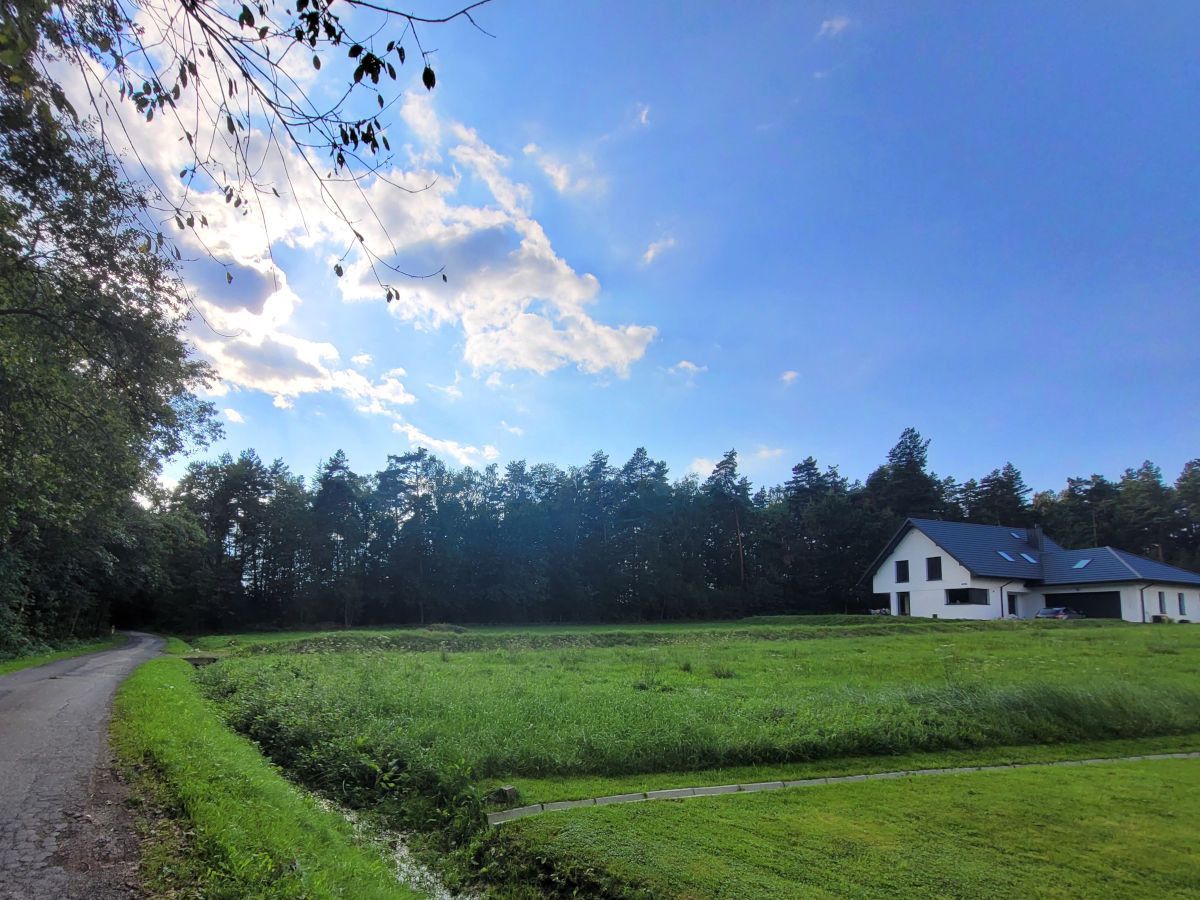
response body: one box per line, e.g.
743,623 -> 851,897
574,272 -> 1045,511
0,633 -> 163,899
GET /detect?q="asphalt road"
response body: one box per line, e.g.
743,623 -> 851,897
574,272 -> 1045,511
0,633 -> 163,899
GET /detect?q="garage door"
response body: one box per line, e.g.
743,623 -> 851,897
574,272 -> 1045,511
1043,591 -> 1122,619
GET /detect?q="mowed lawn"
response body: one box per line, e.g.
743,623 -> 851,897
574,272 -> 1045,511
483,759 -> 1200,899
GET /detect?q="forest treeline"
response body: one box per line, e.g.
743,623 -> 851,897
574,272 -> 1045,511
99,431 -> 1200,634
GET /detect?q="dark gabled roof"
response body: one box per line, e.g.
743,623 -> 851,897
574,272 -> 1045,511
1040,547 -> 1140,585
862,518 -> 1046,584
1108,549 -> 1200,586
864,518 -> 1200,588
906,518 -> 1048,579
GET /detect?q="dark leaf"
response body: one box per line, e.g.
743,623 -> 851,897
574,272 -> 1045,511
422,65 -> 435,90
226,271 -> 233,284
348,44 -> 363,58
442,273 -> 448,283
334,263 -> 344,277
398,46 -> 405,64
226,115 -> 235,134
313,54 -> 321,70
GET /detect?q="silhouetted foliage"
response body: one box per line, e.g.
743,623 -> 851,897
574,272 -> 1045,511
93,431 -> 1200,633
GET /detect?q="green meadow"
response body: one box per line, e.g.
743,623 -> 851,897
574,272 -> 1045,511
159,619 -> 1200,896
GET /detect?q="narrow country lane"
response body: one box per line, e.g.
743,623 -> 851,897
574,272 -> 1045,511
0,633 -> 163,899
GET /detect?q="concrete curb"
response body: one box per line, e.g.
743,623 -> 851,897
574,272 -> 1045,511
485,750 -> 1200,826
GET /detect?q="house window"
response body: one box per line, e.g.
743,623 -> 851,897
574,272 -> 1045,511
946,588 -> 990,605
896,592 -> 910,616
926,557 -> 942,581
895,560 -> 909,583
1072,559 -> 1091,569
1179,593 -> 1187,616
1159,591 -> 1166,614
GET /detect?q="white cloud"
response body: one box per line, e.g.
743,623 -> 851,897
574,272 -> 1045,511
392,422 -> 499,467
223,407 -> 245,424
523,143 -> 603,195
753,445 -> 786,460
689,457 -> 716,476
669,359 -> 707,378
189,280 -> 417,420
780,370 -> 799,384
818,16 -> 851,38
64,24 -> 656,434
428,371 -> 464,400
642,236 -> 677,265
500,420 -> 524,436
637,104 -> 651,126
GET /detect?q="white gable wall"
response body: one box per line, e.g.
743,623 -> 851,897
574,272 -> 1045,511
871,528 -> 1001,620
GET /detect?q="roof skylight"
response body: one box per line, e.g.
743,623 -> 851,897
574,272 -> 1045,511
1010,532 -> 1023,539
997,551 -> 1015,561
1020,552 -> 1037,564
1073,559 -> 1092,569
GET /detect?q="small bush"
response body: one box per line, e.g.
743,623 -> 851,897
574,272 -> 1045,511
710,664 -> 735,679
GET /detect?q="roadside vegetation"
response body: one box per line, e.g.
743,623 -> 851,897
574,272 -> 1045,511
0,634 -> 124,675
112,658 -> 412,899
182,619 -> 1200,895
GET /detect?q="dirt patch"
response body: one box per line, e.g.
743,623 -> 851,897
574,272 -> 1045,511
51,744 -> 144,898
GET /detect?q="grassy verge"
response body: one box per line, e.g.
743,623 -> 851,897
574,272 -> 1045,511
161,635 -> 194,655
112,657 -> 415,899
0,634 -> 124,675
475,758 -> 1200,898
495,732 -> 1200,805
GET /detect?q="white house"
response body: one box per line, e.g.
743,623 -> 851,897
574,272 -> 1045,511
866,518 -> 1200,623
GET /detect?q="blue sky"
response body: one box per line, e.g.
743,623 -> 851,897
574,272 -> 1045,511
167,2 -> 1199,492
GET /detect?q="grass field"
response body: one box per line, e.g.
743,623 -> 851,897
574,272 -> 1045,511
479,758 -> 1200,898
175,619 -> 1200,896
0,634 -> 124,675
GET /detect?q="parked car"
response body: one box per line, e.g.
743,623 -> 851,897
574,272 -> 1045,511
1035,607 -> 1086,620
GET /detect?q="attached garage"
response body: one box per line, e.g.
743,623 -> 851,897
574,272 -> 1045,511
1043,591 -> 1122,619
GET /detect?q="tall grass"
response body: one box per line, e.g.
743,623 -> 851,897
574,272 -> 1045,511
195,625 -> 1200,842
205,617 -> 1120,657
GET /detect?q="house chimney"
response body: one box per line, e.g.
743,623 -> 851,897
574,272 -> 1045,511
1028,525 -> 1045,552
